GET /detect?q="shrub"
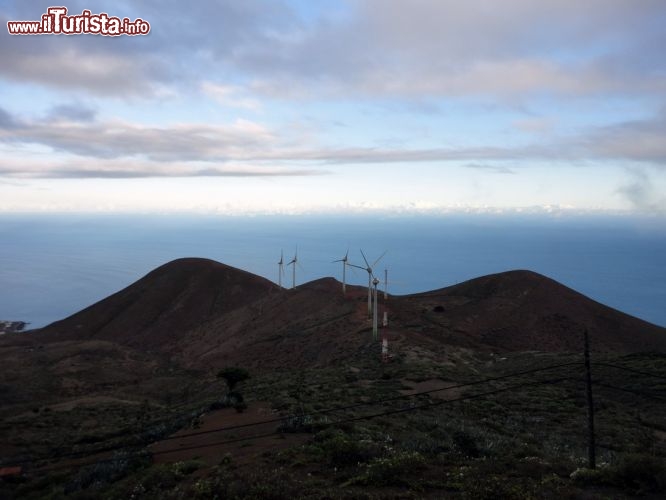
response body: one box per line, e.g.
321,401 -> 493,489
63,451 -> 151,494
452,429 -> 480,458
217,368 -> 250,392
171,459 -> 205,476
322,432 -> 370,466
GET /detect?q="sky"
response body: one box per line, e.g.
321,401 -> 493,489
1,0 -> 665,215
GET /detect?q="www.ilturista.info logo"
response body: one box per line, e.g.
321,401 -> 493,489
7,6 -> 150,36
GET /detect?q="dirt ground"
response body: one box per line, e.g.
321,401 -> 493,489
149,402 -> 311,466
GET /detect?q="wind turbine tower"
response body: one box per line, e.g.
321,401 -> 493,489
287,249 -> 298,289
333,250 -> 350,295
278,250 -> 285,289
372,276 -> 380,340
354,250 -> 386,318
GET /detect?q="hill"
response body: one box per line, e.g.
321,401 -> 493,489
400,270 -> 666,353
28,261 -> 666,368
34,258 -> 279,350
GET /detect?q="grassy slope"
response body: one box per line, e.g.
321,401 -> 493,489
3,348 -> 665,499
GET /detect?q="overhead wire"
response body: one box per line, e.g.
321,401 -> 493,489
5,361 -> 582,470
12,359 -> 666,473
33,375 -> 576,472
591,362 -> 666,382
593,381 -> 666,403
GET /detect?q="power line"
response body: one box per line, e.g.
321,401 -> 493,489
139,361 -> 585,444
34,375 -> 575,473
593,381 -> 666,403
161,360 -> 666,446
154,376 -> 577,458
8,362 -> 582,470
591,362 -> 666,382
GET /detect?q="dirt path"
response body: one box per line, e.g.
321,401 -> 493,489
149,402 -> 310,465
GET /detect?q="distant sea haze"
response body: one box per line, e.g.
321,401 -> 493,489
0,213 -> 664,329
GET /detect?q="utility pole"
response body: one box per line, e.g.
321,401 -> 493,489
584,328 -> 596,469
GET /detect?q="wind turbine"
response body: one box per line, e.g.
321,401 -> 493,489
277,250 -> 285,289
332,249 -> 350,295
350,249 -> 386,318
372,276 -> 380,340
381,268 -> 403,325
287,248 -> 298,289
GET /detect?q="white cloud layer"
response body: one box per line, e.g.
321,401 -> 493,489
1,1 -> 665,213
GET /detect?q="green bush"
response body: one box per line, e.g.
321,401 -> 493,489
316,431 -> 379,466
171,459 -> 205,476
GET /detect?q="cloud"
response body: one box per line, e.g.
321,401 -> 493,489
234,0 -> 666,101
582,110 -> 666,163
0,162 -> 325,179
464,164 -> 515,174
1,104 -> 666,178
512,117 -> 556,134
0,1 -> 297,98
0,20 -> 170,97
47,103 -> 97,123
0,107 -> 18,129
4,1 -> 665,102
616,168 -> 666,212
201,82 -> 261,110
0,114 -> 278,162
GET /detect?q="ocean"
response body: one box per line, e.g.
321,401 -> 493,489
0,213 -> 664,329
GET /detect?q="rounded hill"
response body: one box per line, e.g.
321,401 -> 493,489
36,258 -> 279,348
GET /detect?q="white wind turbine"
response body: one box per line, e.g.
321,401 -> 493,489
277,250 -> 285,289
287,248 -> 298,289
372,275 -> 380,340
381,268 -> 403,326
350,249 -> 386,318
332,249 -> 350,295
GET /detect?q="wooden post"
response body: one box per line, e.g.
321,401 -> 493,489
584,328 -> 596,469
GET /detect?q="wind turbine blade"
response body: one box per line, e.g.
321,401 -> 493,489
360,249 -> 370,269
372,250 -> 387,268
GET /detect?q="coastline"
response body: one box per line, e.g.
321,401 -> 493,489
0,321 -> 27,335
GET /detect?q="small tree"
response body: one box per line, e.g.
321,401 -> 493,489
217,367 -> 250,411
217,367 -> 250,392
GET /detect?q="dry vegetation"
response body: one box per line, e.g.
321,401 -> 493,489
1,259 -> 665,498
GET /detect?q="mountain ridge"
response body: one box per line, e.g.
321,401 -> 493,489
24,258 -> 666,367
